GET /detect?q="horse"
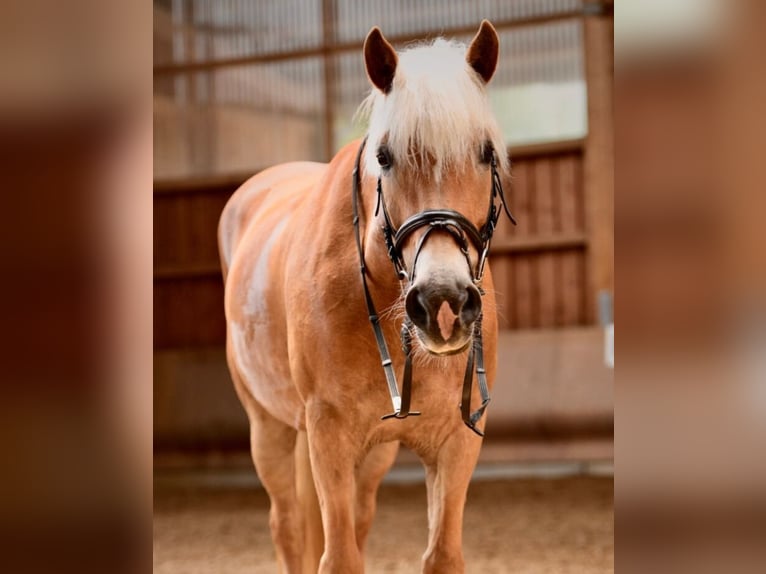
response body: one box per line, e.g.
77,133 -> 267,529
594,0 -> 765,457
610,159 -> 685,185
218,20 -> 513,573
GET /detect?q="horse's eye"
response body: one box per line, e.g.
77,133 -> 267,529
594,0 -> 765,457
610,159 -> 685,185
376,147 -> 392,169
480,141 -> 494,165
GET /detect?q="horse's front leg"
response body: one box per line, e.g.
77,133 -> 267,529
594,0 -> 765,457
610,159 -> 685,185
421,430 -> 483,574
355,440 -> 399,552
306,400 -> 365,574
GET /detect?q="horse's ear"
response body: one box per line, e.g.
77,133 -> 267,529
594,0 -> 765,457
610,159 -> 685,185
466,20 -> 499,84
364,27 -> 398,93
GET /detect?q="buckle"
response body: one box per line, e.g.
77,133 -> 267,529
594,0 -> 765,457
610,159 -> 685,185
381,410 -> 421,420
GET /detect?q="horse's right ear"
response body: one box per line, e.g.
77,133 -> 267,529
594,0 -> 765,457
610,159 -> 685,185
466,20 -> 499,84
364,27 -> 397,94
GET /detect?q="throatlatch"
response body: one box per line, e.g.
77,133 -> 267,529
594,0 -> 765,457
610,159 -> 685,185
351,137 -> 516,436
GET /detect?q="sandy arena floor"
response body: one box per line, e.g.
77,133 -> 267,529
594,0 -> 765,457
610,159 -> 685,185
154,471 -> 613,573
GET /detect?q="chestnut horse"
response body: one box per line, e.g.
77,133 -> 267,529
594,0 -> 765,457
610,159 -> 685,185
219,21 -> 512,573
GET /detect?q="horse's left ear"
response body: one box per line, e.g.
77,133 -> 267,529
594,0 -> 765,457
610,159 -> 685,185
364,27 -> 398,93
466,20 -> 499,84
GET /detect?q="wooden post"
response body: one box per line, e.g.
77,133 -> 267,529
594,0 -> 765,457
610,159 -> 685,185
180,0 -> 196,173
201,0 -> 216,174
321,0 -> 337,160
582,3 -> 614,323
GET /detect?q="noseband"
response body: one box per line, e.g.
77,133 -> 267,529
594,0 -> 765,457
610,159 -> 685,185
351,137 -> 516,436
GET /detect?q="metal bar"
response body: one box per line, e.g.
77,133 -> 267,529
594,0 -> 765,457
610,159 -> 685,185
154,11 -> 585,77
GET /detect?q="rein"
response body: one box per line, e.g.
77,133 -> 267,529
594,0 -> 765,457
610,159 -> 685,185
351,137 -> 516,437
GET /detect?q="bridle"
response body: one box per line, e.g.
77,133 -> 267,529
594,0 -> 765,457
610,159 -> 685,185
351,137 -> 516,436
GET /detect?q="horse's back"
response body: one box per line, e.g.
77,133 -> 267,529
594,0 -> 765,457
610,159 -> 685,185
218,161 -> 326,279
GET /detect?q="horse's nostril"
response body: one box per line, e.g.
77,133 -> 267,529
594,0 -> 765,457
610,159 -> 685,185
405,287 -> 429,330
461,285 -> 482,325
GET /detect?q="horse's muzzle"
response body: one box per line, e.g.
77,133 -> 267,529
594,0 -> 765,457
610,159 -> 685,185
405,282 -> 481,353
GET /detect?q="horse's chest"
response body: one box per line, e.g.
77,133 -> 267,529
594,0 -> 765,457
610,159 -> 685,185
363,376 -> 468,449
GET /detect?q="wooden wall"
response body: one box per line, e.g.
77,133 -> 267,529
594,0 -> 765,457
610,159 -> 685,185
154,139 -> 589,349
493,140 -> 589,331
154,178 -> 234,348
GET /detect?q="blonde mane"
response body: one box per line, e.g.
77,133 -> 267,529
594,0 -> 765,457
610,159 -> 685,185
357,38 -> 508,180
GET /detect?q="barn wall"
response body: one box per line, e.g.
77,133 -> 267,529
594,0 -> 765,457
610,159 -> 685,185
492,141 -> 590,330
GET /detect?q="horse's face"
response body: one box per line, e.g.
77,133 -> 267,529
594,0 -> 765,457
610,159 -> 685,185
387,155 -> 491,356
363,22 -> 504,355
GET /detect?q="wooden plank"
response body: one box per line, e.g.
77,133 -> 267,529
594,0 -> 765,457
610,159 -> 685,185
538,252 -> 556,328
527,160 -> 538,236
154,278 -> 226,348
492,139 -> 517,329
174,194 -> 193,266
154,172 -> 251,195
508,138 -> 585,161
496,159 -> 517,242
505,255 -> 517,329
535,159 -> 556,327
582,11 -> 614,324
154,192 -> 229,271
188,192 -> 229,264
578,249 -> 589,325
552,157 -> 564,233
576,156 -> 586,232
488,257 -> 512,330
552,157 -> 565,326
490,231 -> 587,254
553,251 -> 565,327
558,155 -> 581,232
561,249 -> 583,326
525,158 -> 540,328
514,254 -> 534,329
153,196 -> 175,268
557,156 -> 581,326
506,160 -> 522,238
490,143 -> 516,329
510,160 -> 532,238
155,262 -> 222,281
535,158 -> 555,234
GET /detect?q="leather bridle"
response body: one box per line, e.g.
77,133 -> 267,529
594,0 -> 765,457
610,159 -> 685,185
352,137 -> 516,436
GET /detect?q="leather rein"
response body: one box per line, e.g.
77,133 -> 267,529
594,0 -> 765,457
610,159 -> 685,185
351,137 -> 516,436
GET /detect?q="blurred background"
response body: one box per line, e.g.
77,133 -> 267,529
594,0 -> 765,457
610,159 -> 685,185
3,0 -> 765,572
153,1 -> 614,572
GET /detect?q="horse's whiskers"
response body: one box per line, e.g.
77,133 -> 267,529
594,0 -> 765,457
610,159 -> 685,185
380,293 -> 407,322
